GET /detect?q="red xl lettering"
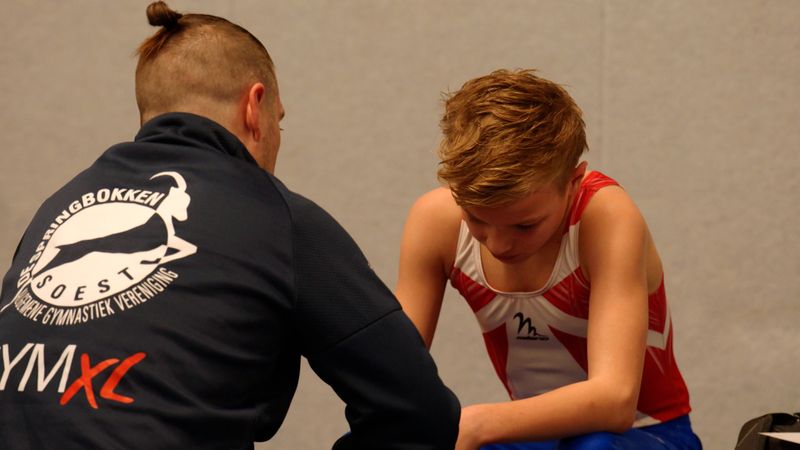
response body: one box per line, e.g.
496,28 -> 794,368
60,352 -> 146,409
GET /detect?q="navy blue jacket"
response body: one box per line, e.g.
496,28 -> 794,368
0,113 -> 460,449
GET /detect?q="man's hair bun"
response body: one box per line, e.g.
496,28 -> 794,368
146,1 -> 182,28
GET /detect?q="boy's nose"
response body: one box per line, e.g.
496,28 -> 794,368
485,232 -> 513,257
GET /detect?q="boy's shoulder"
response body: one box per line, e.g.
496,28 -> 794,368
410,187 -> 462,228
405,187 -> 463,263
578,174 -> 648,257
579,174 -> 640,224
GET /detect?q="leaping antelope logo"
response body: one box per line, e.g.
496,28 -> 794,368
0,171 -> 201,315
33,172 -> 196,277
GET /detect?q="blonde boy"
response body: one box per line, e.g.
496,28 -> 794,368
397,69 -> 701,450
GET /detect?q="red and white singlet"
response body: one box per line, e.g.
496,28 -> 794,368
449,171 -> 691,427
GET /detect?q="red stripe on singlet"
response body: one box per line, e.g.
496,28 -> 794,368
450,267 -> 496,313
549,326 -> 589,373
647,277 -> 668,333
483,324 -> 512,398
638,321 -> 692,421
567,171 -> 620,229
542,269 -> 590,319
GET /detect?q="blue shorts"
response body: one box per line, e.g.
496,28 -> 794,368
480,415 -> 702,450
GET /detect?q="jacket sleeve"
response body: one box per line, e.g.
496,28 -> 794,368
288,193 -> 460,449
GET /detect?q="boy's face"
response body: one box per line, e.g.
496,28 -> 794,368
461,181 -> 575,265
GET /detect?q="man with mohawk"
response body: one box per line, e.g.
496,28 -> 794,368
0,2 -> 459,449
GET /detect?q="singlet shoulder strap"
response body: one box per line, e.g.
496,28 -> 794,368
567,171 -> 620,228
451,220 -> 475,277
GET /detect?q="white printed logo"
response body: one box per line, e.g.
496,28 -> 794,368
3,172 -> 197,325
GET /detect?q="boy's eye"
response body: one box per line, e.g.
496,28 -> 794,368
515,223 -> 537,231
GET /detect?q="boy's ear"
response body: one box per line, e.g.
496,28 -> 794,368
569,161 -> 588,190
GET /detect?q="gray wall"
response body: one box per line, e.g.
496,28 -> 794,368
1,1 -> 798,449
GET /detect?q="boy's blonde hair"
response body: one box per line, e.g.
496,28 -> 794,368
437,69 -> 587,207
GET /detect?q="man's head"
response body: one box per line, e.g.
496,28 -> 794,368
437,69 -> 588,208
136,1 -> 284,172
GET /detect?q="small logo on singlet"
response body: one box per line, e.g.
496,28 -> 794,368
513,312 -> 550,341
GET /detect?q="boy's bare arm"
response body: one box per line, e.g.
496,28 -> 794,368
396,187 -> 461,348
581,186 -> 649,426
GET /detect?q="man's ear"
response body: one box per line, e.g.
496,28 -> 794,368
244,82 -> 266,141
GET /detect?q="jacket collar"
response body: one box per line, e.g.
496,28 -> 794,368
134,112 -> 258,166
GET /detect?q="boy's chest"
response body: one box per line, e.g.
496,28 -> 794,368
479,242 -> 563,293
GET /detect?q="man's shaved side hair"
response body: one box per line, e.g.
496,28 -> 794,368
135,1 -> 277,121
